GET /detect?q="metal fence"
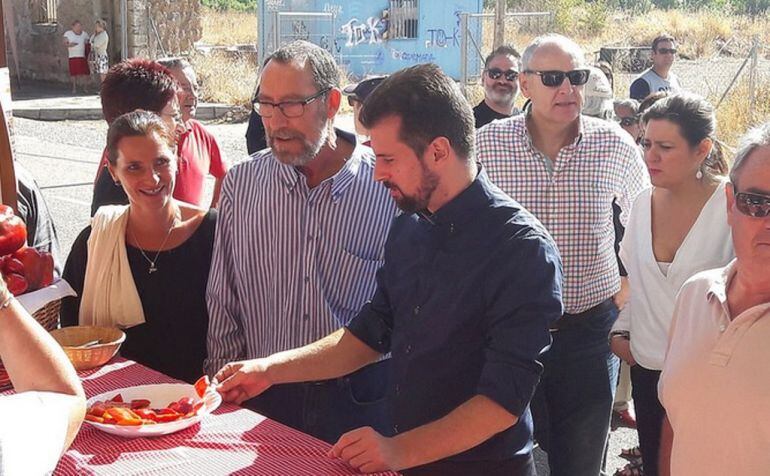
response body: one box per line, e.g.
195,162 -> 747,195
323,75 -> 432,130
459,11 -> 553,92
265,12 -> 336,61
607,38 -> 770,129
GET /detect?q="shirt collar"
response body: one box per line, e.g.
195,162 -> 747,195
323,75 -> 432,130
420,164 -> 493,230
520,110 -> 585,153
276,128 -> 362,201
706,259 -> 738,305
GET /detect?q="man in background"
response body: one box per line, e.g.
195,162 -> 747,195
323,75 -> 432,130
474,45 -> 521,128
630,34 -> 682,101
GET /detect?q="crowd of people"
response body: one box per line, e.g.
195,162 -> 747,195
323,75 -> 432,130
1,29 -> 769,476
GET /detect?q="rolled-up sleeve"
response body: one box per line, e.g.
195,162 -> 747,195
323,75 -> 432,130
476,233 -> 563,417
204,172 -> 245,376
345,265 -> 393,355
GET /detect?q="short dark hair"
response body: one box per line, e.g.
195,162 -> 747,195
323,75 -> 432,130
263,40 -> 340,91
484,45 -> 520,69
106,111 -> 176,166
638,90 -> 669,114
652,34 -> 676,52
642,93 -> 727,177
360,63 -> 474,161
100,58 -> 178,124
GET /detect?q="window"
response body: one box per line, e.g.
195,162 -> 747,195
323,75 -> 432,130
389,0 -> 418,39
31,0 -> 57,25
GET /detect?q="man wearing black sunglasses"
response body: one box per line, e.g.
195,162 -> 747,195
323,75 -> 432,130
477,33 -> 650,476
658,122 -> 770,475
629,34 -> 682,101
474,45 -> 521,129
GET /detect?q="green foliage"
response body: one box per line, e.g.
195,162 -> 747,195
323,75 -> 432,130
201,0 -> 257,12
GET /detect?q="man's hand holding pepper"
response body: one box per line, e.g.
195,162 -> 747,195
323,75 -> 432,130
213,359 -> 272,405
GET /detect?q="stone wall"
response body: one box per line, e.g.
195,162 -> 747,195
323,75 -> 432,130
5,0 -> 202,85
6,0 -> 113,83
127,0 -> 202,59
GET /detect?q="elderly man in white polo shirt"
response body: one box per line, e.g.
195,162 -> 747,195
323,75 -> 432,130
658,121 -> 770,476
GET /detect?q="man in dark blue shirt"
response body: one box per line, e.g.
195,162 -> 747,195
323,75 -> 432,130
214,63 -> 563,475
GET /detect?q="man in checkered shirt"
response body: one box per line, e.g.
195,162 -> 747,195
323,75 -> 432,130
477,34 -> 650,476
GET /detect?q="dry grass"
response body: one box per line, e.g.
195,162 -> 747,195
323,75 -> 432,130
200,7 -> 256,45
190,50 -> 258,107
715,80 -> 770,150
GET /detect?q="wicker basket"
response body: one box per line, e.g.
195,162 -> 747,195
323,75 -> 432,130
49,326 -> 126,371
0,299 -> 63,389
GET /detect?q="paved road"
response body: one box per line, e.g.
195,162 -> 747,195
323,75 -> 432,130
12,116 -> 638,475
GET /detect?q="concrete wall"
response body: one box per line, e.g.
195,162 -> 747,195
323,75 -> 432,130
258,0 -> 483,80
4,0 -> 202,85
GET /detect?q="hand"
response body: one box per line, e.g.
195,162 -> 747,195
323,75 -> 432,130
613,276 -> 630,310
610,336 -> 636,366
329,427 -> 407,473
213,359 -> 272,405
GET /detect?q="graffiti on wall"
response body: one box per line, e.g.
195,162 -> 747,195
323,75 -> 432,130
425,28 -> 459,48
390,47 -> 436,63
341,17 -> 386,46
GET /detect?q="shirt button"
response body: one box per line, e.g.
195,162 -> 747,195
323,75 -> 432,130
405,345 -> 412,355
307,235 -> 313,242
719,324 -> 727,332
303,313 -> 309,320
304,276 -> 310,283
395,384 -> 400,395
413,306 -> 420,316
393,424 -> 399,433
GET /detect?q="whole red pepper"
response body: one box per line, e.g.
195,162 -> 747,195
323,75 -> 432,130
0,205 -> 27,257
11,247 -> 54,292
3,272 -> 28,295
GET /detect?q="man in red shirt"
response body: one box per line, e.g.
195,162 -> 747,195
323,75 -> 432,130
159,58 -> 228,208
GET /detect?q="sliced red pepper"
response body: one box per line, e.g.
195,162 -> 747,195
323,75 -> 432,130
88,402 -> 107,417
133,408 -> 157,421
194,376 -> 210,398
105,407 -> 143,426
110,393 -> 124,403
176,397 -> 194,415
154,412 -> 183,423
85,414 -> 105,424
130,399 -> 151,410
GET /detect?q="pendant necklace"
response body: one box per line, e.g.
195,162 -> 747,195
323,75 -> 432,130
128,210 -> 179,274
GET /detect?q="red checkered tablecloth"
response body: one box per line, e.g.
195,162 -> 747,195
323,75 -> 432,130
15,358 -> 398,475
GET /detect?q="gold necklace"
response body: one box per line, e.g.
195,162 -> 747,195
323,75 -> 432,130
127,210 -> 179,274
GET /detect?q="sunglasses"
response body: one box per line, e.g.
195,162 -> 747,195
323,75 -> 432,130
656,47 -> 678,55
735,191 -> 770,218
485,68 -> 519,82
617,116 -> 639,127
523,69 -> 590,87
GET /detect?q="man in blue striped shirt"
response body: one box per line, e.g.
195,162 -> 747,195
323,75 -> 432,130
204,41 -> 397,443
213,64 -> 563,476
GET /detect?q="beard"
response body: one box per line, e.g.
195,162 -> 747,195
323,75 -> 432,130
383,161 -> 440,214
267,110 -> 329,166
485,84 -> 517,107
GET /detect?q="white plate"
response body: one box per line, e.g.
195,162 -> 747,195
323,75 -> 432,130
85,383 -> 222,438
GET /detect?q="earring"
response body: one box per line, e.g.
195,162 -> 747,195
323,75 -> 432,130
696,169 -> 703,180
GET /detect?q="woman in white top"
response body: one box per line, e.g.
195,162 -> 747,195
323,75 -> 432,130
89,19 -> 110,82
610,93 -> 734,476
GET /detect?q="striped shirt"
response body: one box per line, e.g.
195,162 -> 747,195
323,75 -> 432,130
204,133 -> 397,375
477,114 -> 650,314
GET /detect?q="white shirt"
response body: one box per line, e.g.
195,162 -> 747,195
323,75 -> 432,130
0,392 -> 71,475
659,261 -> 770,475
612,182 -> 734,369
63,30 -> 89,58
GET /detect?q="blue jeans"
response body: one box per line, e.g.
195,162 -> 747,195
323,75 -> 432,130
243,359 -> 391,443
531,300 -> 620,476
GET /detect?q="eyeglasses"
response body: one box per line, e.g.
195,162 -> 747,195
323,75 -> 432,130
656,48 -> 678,55
485,68 -> 519,82
735,191 -> 770,218
253,88 -> 331,118
523,69 -> 590,87
617,116 -> 639,127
